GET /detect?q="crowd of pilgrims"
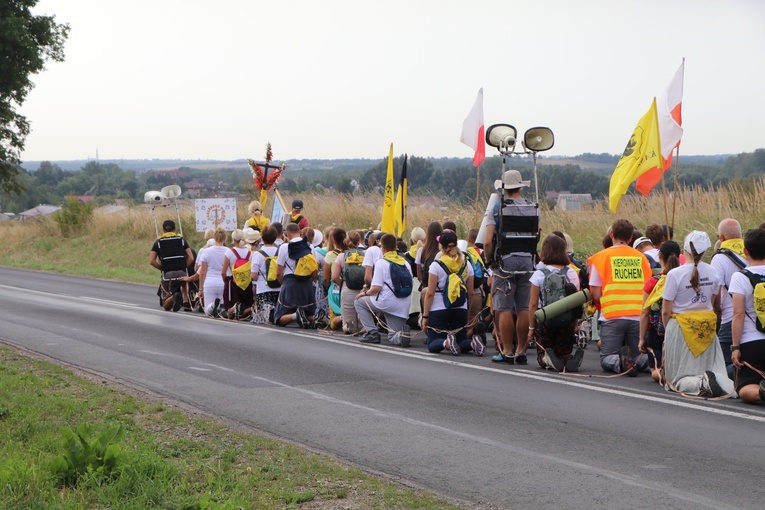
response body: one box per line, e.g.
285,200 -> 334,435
150,191 -> 765,406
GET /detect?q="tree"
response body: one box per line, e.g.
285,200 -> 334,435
0,1 -> 69,194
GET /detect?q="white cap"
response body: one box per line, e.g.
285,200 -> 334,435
632,236 -> 653,249
684,230 -> 711,255
311,230 -> 323,247
457,239 -> 468,253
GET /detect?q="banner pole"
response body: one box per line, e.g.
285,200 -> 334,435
671,146 -> 680,231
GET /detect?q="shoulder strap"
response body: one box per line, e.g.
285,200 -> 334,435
715,248 -> 747,270
230,248 -> 248,263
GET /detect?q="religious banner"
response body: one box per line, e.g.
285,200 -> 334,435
271,189 -> 290,225
195,198 -> 237,232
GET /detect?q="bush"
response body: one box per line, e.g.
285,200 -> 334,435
54,198 -> 94,235
49,423 -> 126,486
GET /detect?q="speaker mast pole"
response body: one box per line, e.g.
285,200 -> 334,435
671,146 -> 679,231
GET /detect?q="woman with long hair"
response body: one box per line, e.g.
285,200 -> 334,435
324,228 -> 346,330
639,241 -> 681,383
251,226 -> 281,324
421,230 -> 480,356
416,221 -> 443,289
661,231 -> 734,397
527,234 -> 582,371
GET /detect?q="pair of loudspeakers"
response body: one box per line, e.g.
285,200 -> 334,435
485,124 -> 554,152
143,185 -> 182,204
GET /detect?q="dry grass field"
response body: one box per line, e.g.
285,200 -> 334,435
2,179 -> 764,284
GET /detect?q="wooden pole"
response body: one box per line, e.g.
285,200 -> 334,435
474,164 -> 481,228
661,156 -> 669,230
671,146 -> 680,231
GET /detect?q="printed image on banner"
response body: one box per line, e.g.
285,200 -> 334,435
195,198 -> 237,232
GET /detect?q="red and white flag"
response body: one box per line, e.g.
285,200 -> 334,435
460,88 -> 485,167
636,59 -> 685,196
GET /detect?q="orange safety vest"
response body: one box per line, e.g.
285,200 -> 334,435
587,245 -> 650,319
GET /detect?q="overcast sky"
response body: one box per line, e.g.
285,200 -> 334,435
20,0 -> 765,163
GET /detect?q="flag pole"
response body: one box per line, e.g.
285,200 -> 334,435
660,152 -> 669,229
671,146 -> 680,231
474,164 -> 481,228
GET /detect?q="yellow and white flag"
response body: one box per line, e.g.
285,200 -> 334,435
609,98 -> 662,213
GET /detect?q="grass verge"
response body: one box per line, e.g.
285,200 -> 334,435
0,345 -> 460,509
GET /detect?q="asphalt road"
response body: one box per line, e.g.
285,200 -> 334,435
1,267 -> 764,509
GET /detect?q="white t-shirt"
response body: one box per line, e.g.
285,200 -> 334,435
529,265 -> 581,308
428,255 -> 475,312
277,238 -> 315,278
197,245 -> 227,289
710,249 -> 747,324
662,262 -> 721,314
370,258 -> 413,319
728,264 -> 765,344
362,245 -> 382,268
251,245 -> 279,294
643,247 -> 660,264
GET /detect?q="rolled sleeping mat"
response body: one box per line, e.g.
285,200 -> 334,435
534,288 -> 592,324
476,192 -> 500,247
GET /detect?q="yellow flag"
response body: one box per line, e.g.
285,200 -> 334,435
381,143 -> 396,233
609,98 -> 662,213
393,154 -> 408,237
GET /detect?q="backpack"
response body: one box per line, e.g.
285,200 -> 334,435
435,260 -> 468,308
385,261 -> 413,298
286,239 -> 318,281
230,248 -> 252,290
465,249 -> 486,288
539,266 -> 577,327
741,269 -> 765,333
419,253 -> 436,291
568,254 -> 589,290
647,275 -> 665,336
343,248 -> 366,290
259,248 -> 280,289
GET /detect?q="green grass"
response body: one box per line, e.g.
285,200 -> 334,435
0,346 -> 460,509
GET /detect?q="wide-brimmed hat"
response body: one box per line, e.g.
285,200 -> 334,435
684,230 -> 711,255
243,227 -> 261,245
494,169 -> 530,190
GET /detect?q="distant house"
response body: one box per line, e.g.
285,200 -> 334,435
0,212 -> 13,222
19,204 -> 62,220
545,190 -> 570,200
97,204 -> 127,214
555,194 -> 594,211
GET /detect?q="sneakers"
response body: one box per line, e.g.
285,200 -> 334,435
310,309 -> 327,329
473,322 -> 487,345
470,335 -> 485,356
172,292 -> 182,312
701,370 -> 724,398
619,346 -> 638,377
400,324 -> 411,348
515,353 -> 527,365
445,334 -> 460,356
359,331 -> 381,344
565,348 -> 585,372
544,350 -> 565,372
296,307 -> 310,328
233,302 -> 242,320
492,353 -> 514,364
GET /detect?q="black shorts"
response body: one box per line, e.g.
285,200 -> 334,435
735,339 -> 765,391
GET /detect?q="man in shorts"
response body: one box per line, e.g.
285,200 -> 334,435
149,219 -> 194,312
483,170 -> 538,365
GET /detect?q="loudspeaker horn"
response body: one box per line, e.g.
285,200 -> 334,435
486,124 -> 517,150
160,185 -> 182,199
523,127 -> 554,152
143,190 -> 163,203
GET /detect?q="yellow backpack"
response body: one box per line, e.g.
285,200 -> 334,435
230,249 -> 252,290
